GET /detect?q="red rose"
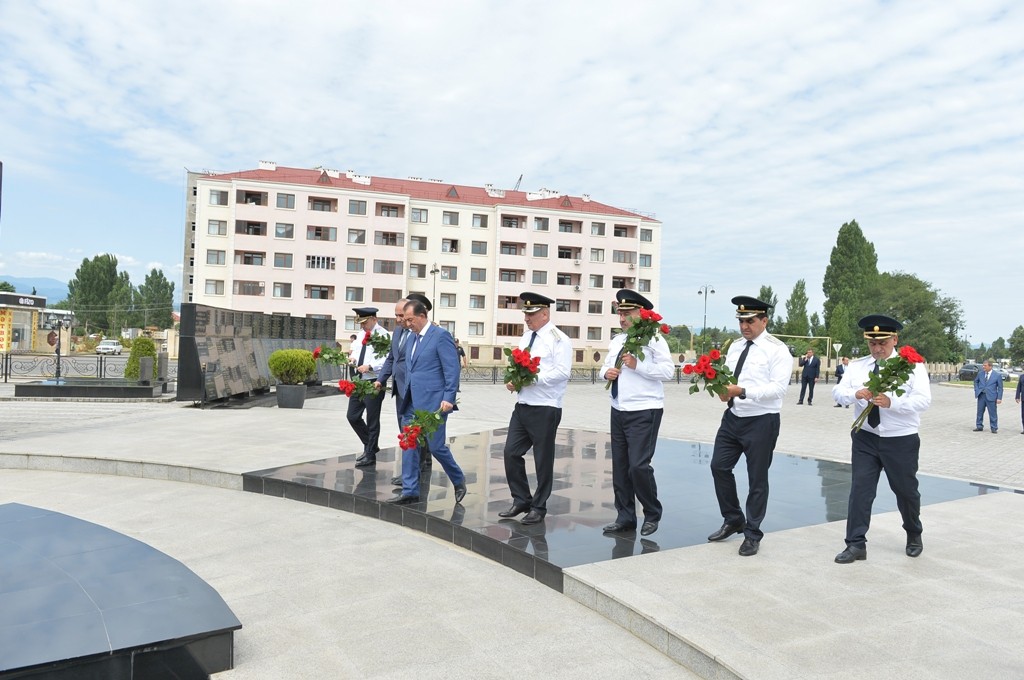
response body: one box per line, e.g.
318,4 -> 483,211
682,364 -> 694,374
709,349 -> 721,360
313,347 -> 322,359
639,309 -> 651,320
705,368 -> 717,380
362,334 -> 369,345
652,312 -> 663,322
899,345 -> 925,364
660,324 -> 671,334
696,355 -> 710,369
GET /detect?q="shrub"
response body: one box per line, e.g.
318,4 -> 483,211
124,336 -> 158,381
268,349 -> 316,385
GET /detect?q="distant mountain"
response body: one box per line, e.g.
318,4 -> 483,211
0,276 -> 69,305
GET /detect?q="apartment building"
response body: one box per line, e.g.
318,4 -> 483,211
183,162 -> 661,364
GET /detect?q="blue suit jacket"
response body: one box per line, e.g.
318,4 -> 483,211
376,326 -> 409,400
799,355 -> 820,380
405,325 -> 460,411
974,370 -> 1004,401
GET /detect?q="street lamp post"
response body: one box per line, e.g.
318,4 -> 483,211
429,263 -> 440,321
46,313 -> 72,383
697,284 -> 715,354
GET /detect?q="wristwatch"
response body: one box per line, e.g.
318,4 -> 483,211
739,388 -> 747,400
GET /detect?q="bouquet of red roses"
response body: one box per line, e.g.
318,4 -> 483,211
398,408 -> 445,450
851,345 -> 926,432
684,342 -> 737,397
605,308 -> 672,390
313,345 -> 348,365
337,379 -> 379,400
503,346 -> 541,392
362,331 -> 393,359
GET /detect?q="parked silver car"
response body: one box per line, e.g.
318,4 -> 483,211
95,339 -> 123,355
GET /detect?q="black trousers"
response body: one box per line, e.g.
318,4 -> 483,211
845,429 -> 922,548
710,410 -> 780,541
609,408 -> 664,526
503,403 -> 561,513
346,384 -> 385,456
798,378 -> 816,403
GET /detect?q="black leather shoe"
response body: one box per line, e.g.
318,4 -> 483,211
906,534 -> 923,558
640,521 -> 659,536
738,538 -> 760,556
497,502 -> 531,518
391,476 -> 402,486
834,404 -> 843,408
354,457 -> 376,468
453,483 -> 467,504
602,521 -> 636,533
521,510 -> 545,525
835,545 -> 867,564
973,427 -> 984,431
707,523 -> 743,542
386,495 -> 419,505
355,454 -> 367,463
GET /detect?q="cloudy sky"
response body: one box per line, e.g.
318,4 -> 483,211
1,1 -> 1021,345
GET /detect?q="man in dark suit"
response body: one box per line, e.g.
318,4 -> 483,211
797,348 -> 820,405
833,356 -> 849,407
973,360 -> 1004,433
1016,374 -> 1023,434
388,299 -> 467,505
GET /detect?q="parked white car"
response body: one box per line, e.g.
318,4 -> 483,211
95,339 -> 123,355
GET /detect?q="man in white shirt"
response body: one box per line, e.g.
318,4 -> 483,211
707,296 -> 792,557
498,292 -> 573,525
832,315 -> 931,563
348,307 -> 388,468
600,290 -> 675,537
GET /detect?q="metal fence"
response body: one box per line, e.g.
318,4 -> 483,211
0,353 -> 180,382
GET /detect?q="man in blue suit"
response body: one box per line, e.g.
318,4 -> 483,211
388,298 -> 467,505
797,348 -> 820,405
973,360 -> 1003,433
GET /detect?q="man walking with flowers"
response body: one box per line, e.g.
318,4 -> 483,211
498,292 -> 572,525
348,307 -> 390,468
832,315 -> 931,564
599,290 -> 675,537
707,296 -> 791,557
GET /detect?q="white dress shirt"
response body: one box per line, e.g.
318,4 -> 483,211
601,333 -> 675,411
832,352 -> 931,436
727,331 -> 791,417
357,324 -> 389,379
517,322 -> 572,408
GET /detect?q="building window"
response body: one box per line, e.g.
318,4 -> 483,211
470,268 -> 486,282
276,193 -> 295,209
533,244 -> 548,257
346,287 -> 363,301
534,217 -> 549,231
559,221 -> 581,233
348,229 -> 366,244
500,242 -> 519,256
588,327 -> 602,341
588,300 -> 603,314
589,274 -> 604,288
469,294 -> 485,309
209,190 -> 228,205
591,222 -> 605,236
612,250 -> 635,264
205,279 -> 224,295
411,208 -> 428,223
373,260 -> 403,275
556,300 -> 572,312
208,220 -> 227,236
639,254 -> 652,267
306,255 -> 336,270
310,198 -> 336,212
638,279 -> 651,293
273,282 -> 292,298
502,216 -> 520,229
439,320 -> 456,334
471,241 -> 487,255
409,263 -> 426,278
557,273 -> 573,286
274,253 -> 293,268
640,228 -> 653,242
440,293 -> 457,308
499,269 -> 520,283
472,214 -> 488,228
440,265 -> 457,281
468,322 -> 484,336
442,211 -> 459,225
557,247 -> 573,259
442,239 -> 459,253
379,204 -> 400,217
410,236 -> 427,251
613,225 -> 629,237
375,231 -> 404,247
305,285 -> 334,300
206,250 -> 226,265
235,221 -> 267,236
238,190 -> 267,205
556,325 -> 580,339
307,226 -> 337,241
348,200 -> 367,215
532,271 -> 547,285
347,258 -> 364,273
496,323 -> 524,336
590,248 -> 604,262
233,280 -> 265,296
612,276 -> 628,289
275,223 -> 294,239
372,288 -> 402,303
235,251 -> 265,266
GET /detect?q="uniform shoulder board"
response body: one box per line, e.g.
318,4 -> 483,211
550,327 -> 570,343
764,334 -> 785,346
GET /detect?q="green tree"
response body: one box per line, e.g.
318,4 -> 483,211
136,268 -> 175,329
809,312 -> 823,337
874,272 -> 964,362
107,271 -> 136,335
758,285 -> 779,326
827,301 -> 859,358
1007,326 -> 1024,366
989,337 -> 1007,359
781,279 -> 810,337
0,281 -> 15,293
823,220 -> 879,331
67,254 -> 120,334
667,325 -> 692,354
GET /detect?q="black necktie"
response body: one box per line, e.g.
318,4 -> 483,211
611,347 -> 625,399
356,335 -> 367,378
727,341 -> 753,409
868,362 -> 881,427
527,331 -> 538,349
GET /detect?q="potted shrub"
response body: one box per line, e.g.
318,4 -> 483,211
268,349 -> 316,409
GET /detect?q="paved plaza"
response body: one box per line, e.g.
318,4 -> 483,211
1,379 -> 1022,678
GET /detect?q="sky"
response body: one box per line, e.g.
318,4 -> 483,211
0,1 -> 1021,346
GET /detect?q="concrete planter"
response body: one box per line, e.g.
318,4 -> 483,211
275,384 -> 307,409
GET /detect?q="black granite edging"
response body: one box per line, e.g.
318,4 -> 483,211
241,472 -> 564,592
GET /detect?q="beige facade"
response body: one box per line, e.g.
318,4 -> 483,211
183,164 -> 661,365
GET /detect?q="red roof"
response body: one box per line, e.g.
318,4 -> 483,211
201,166 -> 658,222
